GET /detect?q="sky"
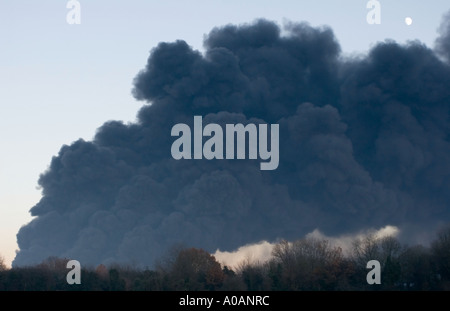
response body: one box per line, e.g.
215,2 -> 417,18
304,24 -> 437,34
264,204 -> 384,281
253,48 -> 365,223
1,0 -> 450,268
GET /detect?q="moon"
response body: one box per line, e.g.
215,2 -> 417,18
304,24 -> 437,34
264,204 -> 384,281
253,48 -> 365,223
405,17 -> 413,26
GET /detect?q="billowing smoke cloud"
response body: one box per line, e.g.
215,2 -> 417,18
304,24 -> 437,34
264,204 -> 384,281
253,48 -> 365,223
305,225 -> 400,256
213,225 -> 400,269
14,15 -> 450,267
214,241 -> 275,269
436,12 -> 450,62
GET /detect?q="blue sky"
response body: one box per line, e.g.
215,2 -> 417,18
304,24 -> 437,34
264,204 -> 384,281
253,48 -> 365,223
0,0 -> 449,267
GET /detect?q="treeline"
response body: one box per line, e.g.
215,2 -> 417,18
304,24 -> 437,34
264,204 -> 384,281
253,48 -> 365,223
1,226 -> 450,291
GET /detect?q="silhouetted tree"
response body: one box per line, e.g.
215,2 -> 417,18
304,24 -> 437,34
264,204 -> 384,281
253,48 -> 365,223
431,225 -> 450,288
108,268 -> 126,291
352,235 -> 404,289
0,254 -> 6,272
266,261 -> 284,290
38,256 -> 70,271
271,237 -> 345,290
352,234 -> 381,269
1,231 -> 450,291
221,265 -> 246,290
237,260 -> 270,291
132,270 -> 163,291
398,245 -> 436,290
160,247 -> 224,290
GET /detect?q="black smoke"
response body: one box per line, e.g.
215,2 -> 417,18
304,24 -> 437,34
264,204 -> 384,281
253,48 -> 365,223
14,16 -> 450,267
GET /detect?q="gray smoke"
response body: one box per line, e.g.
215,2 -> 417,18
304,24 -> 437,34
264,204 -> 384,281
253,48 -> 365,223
13,16 -> 450,267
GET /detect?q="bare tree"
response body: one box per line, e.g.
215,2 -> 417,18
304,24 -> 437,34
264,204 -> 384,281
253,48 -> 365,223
0,254 -> 6,272
431,225 -> 450,282
162,247 -> 224,290
352,234 -> 404,266
236,258 -> 271,291
272,237 -> 344,290
352,234 -> 381,268
399,245 -> 434,290
380,236 -> 402,260
38,256 -> 70,272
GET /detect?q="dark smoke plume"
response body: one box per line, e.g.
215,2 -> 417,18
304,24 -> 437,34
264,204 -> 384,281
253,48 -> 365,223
14,16 -> 450,267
